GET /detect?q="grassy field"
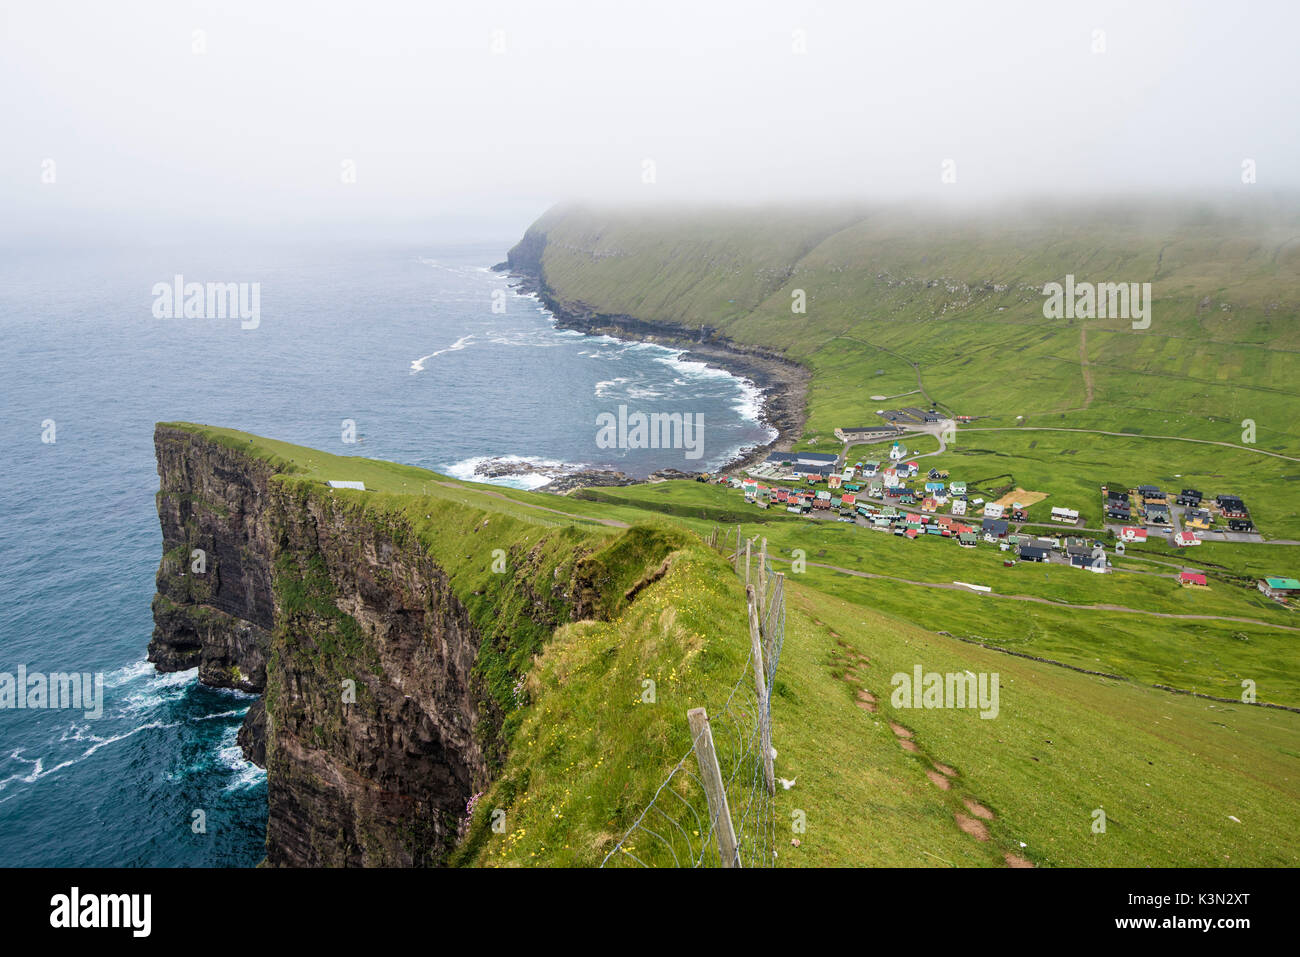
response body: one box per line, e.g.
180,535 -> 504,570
575,474 -> 1300,705
176,423 -> 1300,865
776,582 -> 1300,867
482,202 -> 1300,866
928,428 -> 1300,538
180,193 -> 1300,868
509,201 -> 1300,868
529,201 -> 1300,458
450,535 -> 1300,868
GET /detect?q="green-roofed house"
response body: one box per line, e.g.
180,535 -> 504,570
1258,577 -> 1300,599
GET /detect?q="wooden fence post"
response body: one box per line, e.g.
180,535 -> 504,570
744,538 -> 752,587
746,586 -> 776,796
765,572 -> 784,665
688,707 -> 740,868
757,537 -> 768,622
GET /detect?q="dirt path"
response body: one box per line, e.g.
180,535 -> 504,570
1079,325 -> 1094,408
773,556 -> 1300,632
1048,324 -> 1095,414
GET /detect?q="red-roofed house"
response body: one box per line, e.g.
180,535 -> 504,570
1173,531 -> 1201,547
1119,527 -> 1147,543
1180,571 -> 1208,588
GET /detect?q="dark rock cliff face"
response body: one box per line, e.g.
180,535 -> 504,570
149,430 -> 275,694
262,486 -> 488,867
149,425 -> 495,866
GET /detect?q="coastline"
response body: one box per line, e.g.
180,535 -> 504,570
496,258 -> 809,478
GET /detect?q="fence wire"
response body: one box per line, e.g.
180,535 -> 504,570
601,526 -> 785,868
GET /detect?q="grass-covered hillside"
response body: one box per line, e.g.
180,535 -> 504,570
521,200 -> 1300,458
167,424 -> 1300,867
486,202 -> 1300,865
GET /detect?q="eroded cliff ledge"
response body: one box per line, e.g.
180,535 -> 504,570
149,423 -> 677,866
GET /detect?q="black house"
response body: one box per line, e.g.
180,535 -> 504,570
981,518 -> 1009,538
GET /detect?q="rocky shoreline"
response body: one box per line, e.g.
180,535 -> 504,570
468,457 -> 703,494
493,248 -> 808,478
468,457 -> 635,493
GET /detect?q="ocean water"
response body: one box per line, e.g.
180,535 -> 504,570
0,236 -> 773,867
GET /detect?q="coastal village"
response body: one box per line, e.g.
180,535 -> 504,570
701,409 -> 1298,606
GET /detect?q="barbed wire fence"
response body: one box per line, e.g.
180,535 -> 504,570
601,525 -> 786,868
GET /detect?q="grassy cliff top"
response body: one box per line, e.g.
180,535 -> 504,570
159,422 -> 1300,866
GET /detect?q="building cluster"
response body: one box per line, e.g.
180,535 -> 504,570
727,447 -> 1294,595
1104,485 -> 1255,545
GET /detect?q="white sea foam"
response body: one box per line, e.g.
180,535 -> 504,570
626,386 -> 665,400
443,454 -> 588,491
103,659 -> 155,687
117,666 -> 198,716
189,708 -> 247,722
486,330 -> 565,349
594,377 -> 630,398
217,724 -> 267,791
732,378 -> 771,428
0,720 -> 181,792
653,352 -> 736,381
417,258 -> 480,278
411,334 -> 475,373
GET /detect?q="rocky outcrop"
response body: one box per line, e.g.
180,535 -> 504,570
149,423 -> 674,867
260,482 -> 488,867
150,425 -> 492,865
149,428 -> 275,694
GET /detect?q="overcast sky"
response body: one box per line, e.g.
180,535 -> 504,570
3,0 -> 1298,241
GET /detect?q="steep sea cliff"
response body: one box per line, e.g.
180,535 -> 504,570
147,423 -> 678,865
